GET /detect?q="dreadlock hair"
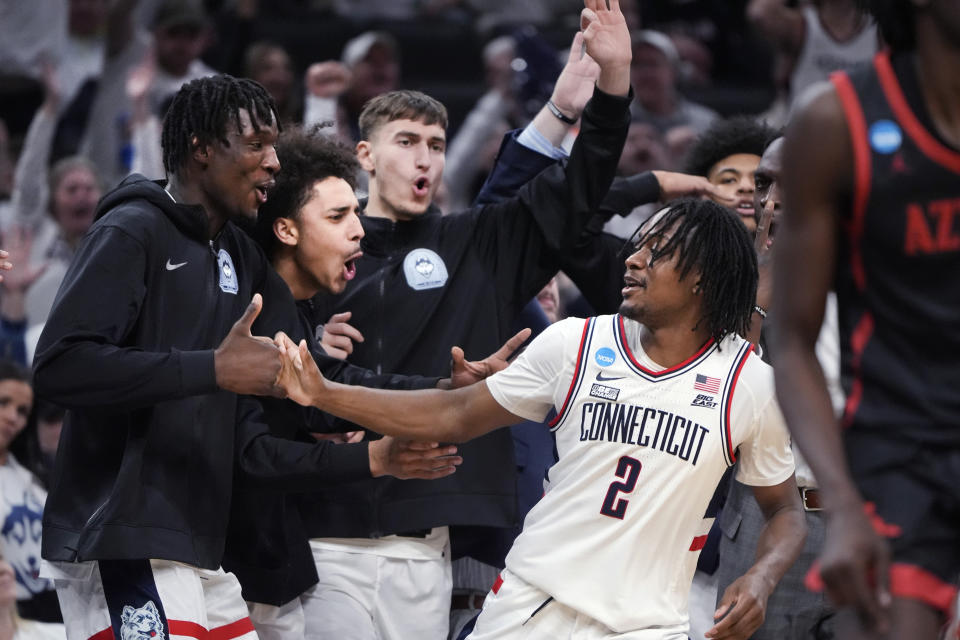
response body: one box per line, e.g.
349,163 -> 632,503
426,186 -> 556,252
253,124 -> 361,259
625,198 -> 758,345
358,90 -> 448,141
683,116 -> 778,179
858,0 -> 915,51
161,74 -> 279,177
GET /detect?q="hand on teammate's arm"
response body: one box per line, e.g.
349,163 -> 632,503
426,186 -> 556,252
706,476 -> 806,640
651,171 -> 737,206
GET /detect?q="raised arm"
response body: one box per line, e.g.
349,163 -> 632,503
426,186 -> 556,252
774,82 -> 892,629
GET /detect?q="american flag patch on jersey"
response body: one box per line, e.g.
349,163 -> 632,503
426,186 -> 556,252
694,374 -> 721,393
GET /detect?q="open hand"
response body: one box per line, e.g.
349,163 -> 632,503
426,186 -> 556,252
369,437 -> 462,480
652,170 -> 738,207
305,61 -> 352,98
446,328 -> 531,389
275,333 -> 326,407
549,31 -> 601,121
214,294 -> 284,396
581,0 -> 631,95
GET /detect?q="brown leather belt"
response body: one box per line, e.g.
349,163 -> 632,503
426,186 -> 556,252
800,487 -> 823,512
450,593 -> 486,610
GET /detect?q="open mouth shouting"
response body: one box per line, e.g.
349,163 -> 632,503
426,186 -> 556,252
255,180 -> 275,205
412,176 -> 430,198
343,250 -> 363,281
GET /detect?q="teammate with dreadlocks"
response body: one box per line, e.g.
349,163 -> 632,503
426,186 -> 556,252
774,0 -> 960,637
32,74 -> 455,640
274,198 -> 807,640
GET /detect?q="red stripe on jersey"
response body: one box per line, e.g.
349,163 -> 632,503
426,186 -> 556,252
88,629 -> 114,640
722,345 -> 754,464
618,315 -> 714,376
689,535 -> 708,551
841,312 -> 875,428
548,319 -> 591,429
830,70 -> 872,291
492,574 -> 504,595
890,563 -> 960,614
169,620 -> 209,638
874,52 -> 960,175
209,617 -> 256,640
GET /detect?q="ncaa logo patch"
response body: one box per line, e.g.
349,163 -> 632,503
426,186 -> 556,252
594,347 -> 616,367
869,120 -> 902,155
217,249 -> 238,294
403,248 -> 448,291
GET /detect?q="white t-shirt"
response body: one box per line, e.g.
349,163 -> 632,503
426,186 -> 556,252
14,620 -> 66,640
485,315 -> 794,634
0,454 -> 52,600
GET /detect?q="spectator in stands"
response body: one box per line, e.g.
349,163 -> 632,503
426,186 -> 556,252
243,41 -> 300,126
629,30 -> 718,136
0,550 -> 64,639
339,31 -> 401,143
0,360 -> 60,624
748,0 -> 877,117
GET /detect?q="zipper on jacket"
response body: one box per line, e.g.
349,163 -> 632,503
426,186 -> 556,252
209,239 -> 220,300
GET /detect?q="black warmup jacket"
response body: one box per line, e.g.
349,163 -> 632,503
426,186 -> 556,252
306,87 -> 631,540
34,176 -> 373,569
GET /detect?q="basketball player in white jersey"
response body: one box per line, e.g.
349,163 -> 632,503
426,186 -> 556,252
274,198 -> 807,640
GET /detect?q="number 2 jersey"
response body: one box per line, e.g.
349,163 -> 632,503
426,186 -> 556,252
485,315 -> 794,634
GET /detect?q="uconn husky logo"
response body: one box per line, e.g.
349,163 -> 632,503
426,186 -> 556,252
1,490 -> 49,596
403,249 -> 448,291
120,601 -> 165,640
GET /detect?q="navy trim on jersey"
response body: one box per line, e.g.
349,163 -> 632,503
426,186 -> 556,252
99,559 -> 170,640
613,315 -> 717,382
719,342 -> 754,466
549,318 -> 595,431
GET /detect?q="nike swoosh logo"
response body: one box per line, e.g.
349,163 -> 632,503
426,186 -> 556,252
596,372 -> 625,382
166,259 -> 188,271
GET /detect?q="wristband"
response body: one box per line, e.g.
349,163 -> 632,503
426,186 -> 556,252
546,100 -> 577,125
753,304 -> 768,319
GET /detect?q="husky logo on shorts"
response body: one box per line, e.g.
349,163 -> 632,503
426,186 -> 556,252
217,249 -> 239,294
120,601 -> 165,640
403,248 -> 448,291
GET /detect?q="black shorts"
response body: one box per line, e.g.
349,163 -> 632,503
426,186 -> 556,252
844,428 -> 960,613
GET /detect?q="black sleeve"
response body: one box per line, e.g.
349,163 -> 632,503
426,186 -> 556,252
592,172 -> 661,231
33,225 -> 217,410
235,396 -> 372,491
470,86 -> 632,309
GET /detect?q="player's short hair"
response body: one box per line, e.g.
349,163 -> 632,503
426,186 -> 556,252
253,124 -> 361,259
859,0 -> 914,51
626,198 -> 758,344
683,116 -> 778,178
358,90 -> 448,141
161,74 -> 279,177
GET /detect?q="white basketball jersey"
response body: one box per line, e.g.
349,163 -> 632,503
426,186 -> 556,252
486,315 -> 794,634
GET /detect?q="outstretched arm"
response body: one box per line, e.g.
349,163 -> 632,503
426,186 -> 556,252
279,337 -> 521,443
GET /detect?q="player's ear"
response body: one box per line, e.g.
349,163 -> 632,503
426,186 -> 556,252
273,217 -> 299,246
356,140 -> 376,173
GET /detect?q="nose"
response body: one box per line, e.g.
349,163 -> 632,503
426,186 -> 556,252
413,142 -> 430,170
263,144 -> 280,175
624,245 -> 649,271
739,174 -> 755,195
348,212 -> 364,241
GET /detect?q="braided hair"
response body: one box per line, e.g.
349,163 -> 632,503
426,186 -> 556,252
161,74 -> 279,177
253,124 -> 361,258
625,198 -> 758,345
